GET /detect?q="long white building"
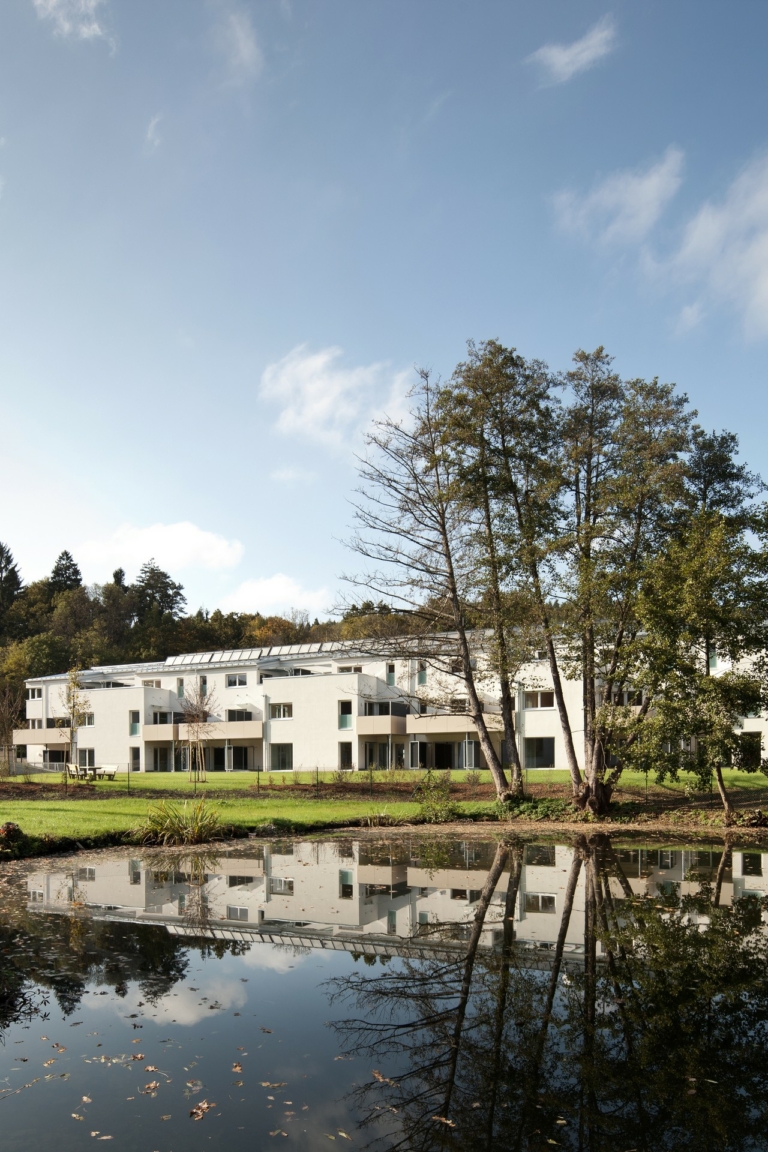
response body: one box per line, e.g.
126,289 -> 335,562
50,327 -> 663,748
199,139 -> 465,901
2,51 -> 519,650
13,640 -> 766,774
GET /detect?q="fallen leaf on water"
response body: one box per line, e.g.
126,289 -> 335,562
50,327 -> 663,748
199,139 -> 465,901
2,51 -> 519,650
190,1099 -> 216,1121
232,1063 -> 243,1073
325,1135 -> 336,1141
432,1117 -> 456,1128
90,1132 -> 100,1137
131,1039 -> 142,1045
43,1060 -> 56,1067
233,1081 -> 244,1087
237,1046 -> 245,1051
337,1131 -> 352,1140
132,1054 -> 145,1062
82,1096 -> 92,1103
142,1081 -> 160,1094
186,1080 -> 204,1092
260,1028 -> 273,1034
261,1082 -> 287,1089
145,1065 -> 158,1073
97,1137 -> 113,1141
72,1114 -> 85,1121
161,1116 -> 171,1122
269,1130 -> 287,1138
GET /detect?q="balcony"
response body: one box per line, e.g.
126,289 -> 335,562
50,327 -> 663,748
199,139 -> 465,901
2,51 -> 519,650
13,727 -> 70,746
405,713 -> 503,735
142,724 -> 179,741
357,716 -> 407,737
178,720 -> 263,741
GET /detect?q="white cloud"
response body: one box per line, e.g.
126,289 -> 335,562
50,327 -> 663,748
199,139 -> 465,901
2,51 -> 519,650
663,154 -> 768,338
219,573 -> 329,615
32,0 -> 111,43
77,522 -> 244,579
553,146 -> 683,245
145,113 -> 162,152
526,14 -> 616,85
215,5 -> 264,86
259,344 -> 411,450
270,466 -> 316,483
240,943 -> 312,973
86,976 -> 247,1027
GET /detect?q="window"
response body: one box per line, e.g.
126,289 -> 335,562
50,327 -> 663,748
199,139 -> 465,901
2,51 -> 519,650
386,663 -> 395,687
269,876 -> 294,896
80,713 -> 94,727
410,741 -> 427,768
450,698 -> 467,713
270,743 -> 293,771
15,745 -> 27,760
524,690 -> 554,709
29,889 -> 44,902
451,889 -> 468,900
130,747 -> 141,771
339,700 -> 353,729
78,749 -> 95,768
129,710 -> 140,736
177,678 -> 184,698
142,679 -> 161,688
153,711 -> 172,725
450,658 -> 463,674
524,893 -> 556,914
226,674 -> 247,687
525,737 -> 555,769
270,703 -> 293,719
77,867 -> 96,882
387,910 -> 397,935
742,853 -> 763,877
364,701 -> 390,716
200,676 -> 207,694
417,660 -> 427,685
339,742 -> 353,769
339,869 -> 354,899
525,845 -> 556,867
227,709 -> 253,722
228,875 -> 254,887
232,747 -> 248,770
27,687 -> 42,700
226,906 -> 249,921
27,719 -> 42,730
129,860 -> 141,885
709,650 -> 718,670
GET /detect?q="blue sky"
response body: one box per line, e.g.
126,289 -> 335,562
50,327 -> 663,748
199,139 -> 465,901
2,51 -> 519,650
3,1 -> 768,616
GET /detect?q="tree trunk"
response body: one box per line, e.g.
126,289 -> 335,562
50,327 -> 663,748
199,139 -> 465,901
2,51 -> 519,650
714,762 -> 736,824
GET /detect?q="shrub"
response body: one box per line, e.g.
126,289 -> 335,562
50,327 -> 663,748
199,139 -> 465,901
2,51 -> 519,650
413,769 -> 460,824
136,800 -> 223,846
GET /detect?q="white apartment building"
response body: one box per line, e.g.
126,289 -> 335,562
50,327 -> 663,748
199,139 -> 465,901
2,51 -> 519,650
13,640 -> 766,775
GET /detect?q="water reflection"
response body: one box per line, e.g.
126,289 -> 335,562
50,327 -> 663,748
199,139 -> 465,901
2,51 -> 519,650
2,833 -> 768,1150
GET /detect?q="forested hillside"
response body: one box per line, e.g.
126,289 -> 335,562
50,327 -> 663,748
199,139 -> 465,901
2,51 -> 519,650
0,544 -> 400,733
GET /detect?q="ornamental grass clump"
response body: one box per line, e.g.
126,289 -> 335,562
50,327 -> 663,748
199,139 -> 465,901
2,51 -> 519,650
413,769 -> 460,824
136,800 -> 222,846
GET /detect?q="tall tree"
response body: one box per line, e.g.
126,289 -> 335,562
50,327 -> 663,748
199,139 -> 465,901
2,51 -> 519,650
49,551 -> 82,594
0,542 -> 22,626
133,559 -> 186,620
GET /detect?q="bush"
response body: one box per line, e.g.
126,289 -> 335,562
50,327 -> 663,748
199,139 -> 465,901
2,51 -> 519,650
413,769 -> 460,824
135,800 -> 223,846
494,796 -> 576,823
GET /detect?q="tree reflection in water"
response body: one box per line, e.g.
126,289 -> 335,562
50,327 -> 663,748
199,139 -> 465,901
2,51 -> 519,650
330,834 -> 768,1152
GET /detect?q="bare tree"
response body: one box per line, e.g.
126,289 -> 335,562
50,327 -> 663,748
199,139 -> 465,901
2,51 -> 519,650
178,679 -> 219,787
59,667 -> 90,772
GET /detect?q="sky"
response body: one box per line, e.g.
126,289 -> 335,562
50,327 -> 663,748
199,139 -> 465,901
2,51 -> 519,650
2,0 -> 768,617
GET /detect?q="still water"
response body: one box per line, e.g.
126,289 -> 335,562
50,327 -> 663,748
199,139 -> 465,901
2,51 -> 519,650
1,832 -> 768,1151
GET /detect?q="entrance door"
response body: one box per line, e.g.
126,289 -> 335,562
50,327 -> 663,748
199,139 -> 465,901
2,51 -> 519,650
213,747 -> 226,771
434,742 -> 453,770
153,747 -> 170,772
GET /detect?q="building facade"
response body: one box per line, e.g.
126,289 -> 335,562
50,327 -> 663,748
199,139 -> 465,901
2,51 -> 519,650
12,639 -> 766,774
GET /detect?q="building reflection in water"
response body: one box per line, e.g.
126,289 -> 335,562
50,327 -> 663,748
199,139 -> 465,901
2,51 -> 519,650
15,834 -> 768,1150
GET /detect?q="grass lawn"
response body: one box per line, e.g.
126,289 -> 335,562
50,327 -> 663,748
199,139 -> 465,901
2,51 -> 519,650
2,766 -> 766,845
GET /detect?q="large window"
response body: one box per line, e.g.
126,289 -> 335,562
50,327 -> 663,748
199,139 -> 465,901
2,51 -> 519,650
524,893 -> 556,914
226,906 -> 249,921
227,709 -> 253,722
339,700 -> 353,729
339,742 -> 353,769
339,870 -> 354,899
525,737 -> 555,769
226,674 -> 247,687
386,663 -> 395,686
80,713 -> 94,727
129,711 -> 140,736
524,690 -> 555,709
232,747 -> 248,770
270,703 -> 293,719
78,749 -> 95,768
269,876 -> 294,895
271,743 -> 293,771
130,747 -> 141,771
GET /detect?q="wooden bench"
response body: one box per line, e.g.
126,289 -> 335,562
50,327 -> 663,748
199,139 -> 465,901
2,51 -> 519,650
95,765 -> 118,780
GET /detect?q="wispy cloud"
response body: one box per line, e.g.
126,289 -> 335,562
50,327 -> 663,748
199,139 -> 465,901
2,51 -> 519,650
270,466 -> 316,484
144,113 -> 162,153
219,574 -> 329,615
215,4 -> 264,86
526,14 -> 616,85
32,0 -> 112,45
259,344 -> 411,451
553,146 -> 684,245
662,154 -> 768,338
78,522 -> 244,579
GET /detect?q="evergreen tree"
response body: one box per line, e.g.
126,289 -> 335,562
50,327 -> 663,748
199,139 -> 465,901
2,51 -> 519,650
133,559 -> 187,619
49,550 -> 82,593
0,542 -> 22,619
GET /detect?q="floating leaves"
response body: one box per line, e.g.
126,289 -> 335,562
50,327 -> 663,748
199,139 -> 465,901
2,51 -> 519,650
261,1082 -> 287,1089
190,1099 -> 216,1121
232,1062 -> 243,1073
72,1113 -> 85,1122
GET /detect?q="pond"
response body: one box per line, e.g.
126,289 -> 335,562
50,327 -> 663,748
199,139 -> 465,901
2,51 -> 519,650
1,831 -> 768,1150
